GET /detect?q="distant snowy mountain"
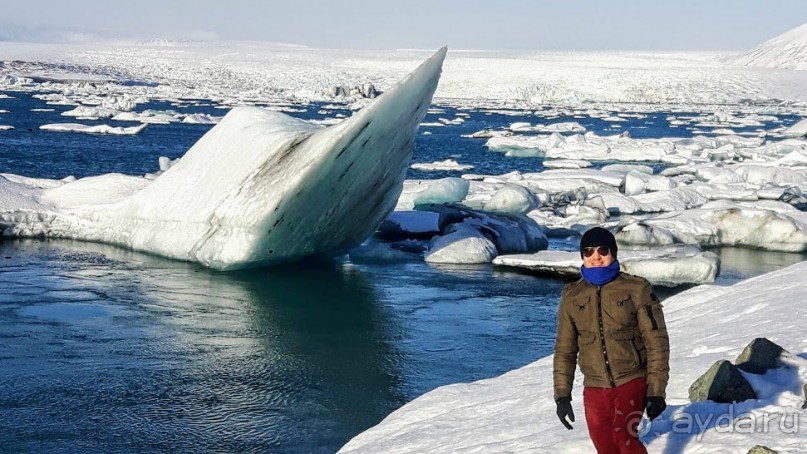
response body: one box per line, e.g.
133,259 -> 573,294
735,22 -> 807,70
0,23 -> 111,43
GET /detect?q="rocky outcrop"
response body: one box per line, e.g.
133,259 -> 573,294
689,360 -> 757,404
735,337 -> 786,374
747,445 -> 779,454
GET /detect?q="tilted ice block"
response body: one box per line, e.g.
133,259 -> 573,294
1,48 -> 447,270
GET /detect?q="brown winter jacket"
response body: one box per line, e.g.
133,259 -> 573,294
553,273 -> 670,401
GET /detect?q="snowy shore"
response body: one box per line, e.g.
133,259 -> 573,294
340,261 -> 807,453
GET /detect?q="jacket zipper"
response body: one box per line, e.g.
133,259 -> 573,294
596,285 -> 616,388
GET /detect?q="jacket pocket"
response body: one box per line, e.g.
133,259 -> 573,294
607,330 -> 641,376
577,331 -> 598,377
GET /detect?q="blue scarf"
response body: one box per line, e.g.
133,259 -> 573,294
580,260 -> 621,286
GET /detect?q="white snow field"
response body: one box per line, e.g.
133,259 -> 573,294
1,36 -> 807,108
0,48 -> 447,269
339,261 -> 807,453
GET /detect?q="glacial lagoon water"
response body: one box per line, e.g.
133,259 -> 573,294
1,91 -> 806,452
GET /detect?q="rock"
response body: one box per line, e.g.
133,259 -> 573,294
748,445 -> 779,454
688,360 -> 756,403
735,338 -> 786,374
803,383 -> 807,409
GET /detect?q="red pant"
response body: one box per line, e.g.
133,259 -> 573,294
583,378 -> 648,454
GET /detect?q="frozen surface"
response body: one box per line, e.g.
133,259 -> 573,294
340,261 -> 807,453
2,38 -> 807,107
493,246 -> 720,286
40,122 -> 147,135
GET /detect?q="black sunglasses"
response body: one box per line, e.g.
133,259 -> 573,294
582,246 -> 611,257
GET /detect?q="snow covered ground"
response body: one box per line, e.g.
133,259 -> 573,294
339,261 -> 807,453
1,39 -> 807,110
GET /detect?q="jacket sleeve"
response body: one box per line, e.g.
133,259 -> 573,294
553,287 -> 579,401
636,281 -> 670,398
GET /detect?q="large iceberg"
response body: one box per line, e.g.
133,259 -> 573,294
0,48 -> 447,270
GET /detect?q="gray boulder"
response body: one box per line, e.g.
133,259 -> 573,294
748,446 -> 778,454
689,360 -> 756,403
735,338 -> 786,374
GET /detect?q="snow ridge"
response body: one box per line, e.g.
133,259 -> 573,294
735,22 -> 807,70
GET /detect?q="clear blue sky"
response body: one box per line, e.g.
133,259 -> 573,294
1,0 -> 806,51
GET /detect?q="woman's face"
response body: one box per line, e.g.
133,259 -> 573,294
582,246 -> 614,268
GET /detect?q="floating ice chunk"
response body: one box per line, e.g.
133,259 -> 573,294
410,159 -> 474,171
616,203 -> 807,251
39,123 -> 148,135
112,110 -> 178,124
601,164 -> 654,175
378,210 -> 441,240
595,192 -> 642,215
508,122 -> 532,132
0,125 -> 13,131
464,129 -> 512,139
483,184 -> 538,215
535,122 -> 585,133
396,177 -> 470,210
623,170 -> 677,196
61,105 -> 118,119
425,222 -> 497,264
349,238 -> 418,263
493,245 -> 719,286
182,113 -> 221,124
781,118 -> 807,137
630,186 -> 710,212
485,135 -> 548,153
528,169 -> 624,187
542,159 -> 591,169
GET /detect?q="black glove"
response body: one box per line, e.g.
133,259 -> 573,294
556,396 -> 574,430
645,396 -> 667,421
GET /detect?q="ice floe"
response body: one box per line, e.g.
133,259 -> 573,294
410,159 -> 474,171
40,122 -> 147,135
493,246 -> 720,287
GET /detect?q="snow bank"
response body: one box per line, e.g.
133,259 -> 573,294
339,261 -> 807,453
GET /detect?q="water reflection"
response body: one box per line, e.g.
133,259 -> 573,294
710,246 -> 807,285
0,240 -> 404,453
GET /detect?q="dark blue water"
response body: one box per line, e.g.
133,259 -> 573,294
0,90 -> 805,452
